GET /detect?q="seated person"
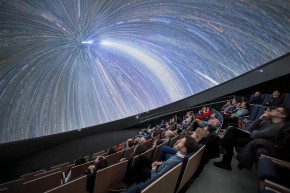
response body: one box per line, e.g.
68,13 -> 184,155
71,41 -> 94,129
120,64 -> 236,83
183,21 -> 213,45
220,100 -> 232,112
191,128 -> 209,143
86,156 -> 108,193
248,91 -> 262,104
221,99 -> 237,114
64,157 -> 87,183
263,90 -> 283,107
214,106 -> 288,171
195,106 -> 211,121
161,130 -> 175,143
110,136 -> 199,192
151,136 -> 199,178
196,113 -> 221,132
222,101 -> 249,129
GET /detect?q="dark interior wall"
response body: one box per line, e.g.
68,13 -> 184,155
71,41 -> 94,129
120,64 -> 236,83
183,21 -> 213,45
0,53 -> 289,170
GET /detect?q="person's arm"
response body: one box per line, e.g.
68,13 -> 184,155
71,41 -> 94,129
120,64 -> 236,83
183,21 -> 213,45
151,161 -> 177,178
232,109 -> 248,118
251,124 -> 282,139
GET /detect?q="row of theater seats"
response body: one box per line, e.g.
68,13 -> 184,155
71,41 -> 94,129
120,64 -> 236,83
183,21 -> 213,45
249,92 -> 290,109
0,125 -> 207,193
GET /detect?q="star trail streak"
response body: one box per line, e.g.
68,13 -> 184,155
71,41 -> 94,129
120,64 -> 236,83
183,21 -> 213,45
0,0 -> 290,143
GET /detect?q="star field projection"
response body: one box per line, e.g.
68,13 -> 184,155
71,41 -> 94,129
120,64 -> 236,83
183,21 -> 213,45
0,0 -> 290,143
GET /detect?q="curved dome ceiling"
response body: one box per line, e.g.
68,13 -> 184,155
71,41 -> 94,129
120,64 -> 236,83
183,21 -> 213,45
0,0 -> 290,143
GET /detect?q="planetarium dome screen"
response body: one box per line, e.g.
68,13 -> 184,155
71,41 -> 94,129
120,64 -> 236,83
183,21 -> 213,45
0,0 -> 290,143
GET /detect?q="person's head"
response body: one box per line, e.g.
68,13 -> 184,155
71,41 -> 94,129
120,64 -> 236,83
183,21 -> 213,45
175,136 -> 199,155
75,157 -> 86,165
187,111 -> 193,117
235,102 -> 241,108
107,147 -> 116,155
164,130 -> 174,138
272,90 -> 280,97
254,91 -> 261,96
132,144 -> 147,156
241,101 -> 249,109
231,99 -> 237,105
95,156 -> 108,170
126,139 -> 134,148
269,106 -> 289,122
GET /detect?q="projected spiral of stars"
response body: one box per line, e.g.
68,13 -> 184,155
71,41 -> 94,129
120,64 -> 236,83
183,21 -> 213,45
0,0 -> 290,143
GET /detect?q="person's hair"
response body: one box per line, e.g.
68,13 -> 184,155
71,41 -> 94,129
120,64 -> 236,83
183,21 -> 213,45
241,101 -> 250,110
279,107 -> 290,121
127,139 -> 134,148
107,147 -> 116,155
183,136 -> 199,154
95,156 -> 108,170
75,157 -> 86,165
132,144 -> 146,156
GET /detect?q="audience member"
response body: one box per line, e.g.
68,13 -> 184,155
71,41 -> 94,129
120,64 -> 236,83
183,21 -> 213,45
237,118 -> 290,170
64,157 -> 87,183
151,136 -> 199,178
86,156 -> 108,193
248,91 -> 262,104
195,106 -> 211,121
110,144 -> 151,191
221,99 -> 237,114
162,130 -> 174,143
222,101 -> 249,129
191,128 -> 209,143
107,147 -> 117,155
214,106 -> 288,171
263,90 -> 283,107
194,112 -> 221,132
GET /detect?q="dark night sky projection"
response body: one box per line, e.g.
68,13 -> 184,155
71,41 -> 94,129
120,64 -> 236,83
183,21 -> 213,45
0,0 -> 290,143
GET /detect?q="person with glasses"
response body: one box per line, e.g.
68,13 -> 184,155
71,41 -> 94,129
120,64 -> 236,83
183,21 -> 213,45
236,107 -> 290,170
214,106 -> 289,171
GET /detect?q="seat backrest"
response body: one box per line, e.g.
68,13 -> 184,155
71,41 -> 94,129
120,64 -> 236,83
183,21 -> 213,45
140,163 -> 182,193
50,162 -> 70,173
69,161 -> 92,181
142,138 -> 153,149
20,169 -> 45,181
262,94 -> 272,105
124,146 -> 135,159
179,131 -> 186,139
105,151 -> 123,165
255,106 -> 267,121
152,141 -> 168,161
92,150 -> 107,160
44,175 -> 87,193
140,148 -> 154,159
248,105 -> 260,121
0,188 -> 8,193
0,178 -> 25,193
22,171 -> 62,193
24,168 -> 61,182
283,93 -> 290,109
175,145 -> 205,192
169,135 -> 179,147
93,160 -> 128,193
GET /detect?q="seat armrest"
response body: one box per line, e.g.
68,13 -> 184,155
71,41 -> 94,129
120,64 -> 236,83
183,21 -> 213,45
261,154 -> 290,169
264,179 -> 290,193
